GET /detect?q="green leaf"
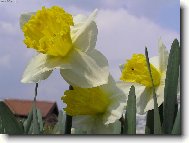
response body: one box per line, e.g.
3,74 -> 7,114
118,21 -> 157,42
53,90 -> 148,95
171,109 -> 181,134
123,85 -> 136,134
32,103 -> 40,134
36,108 -> 43,133
163,39 -> 180,134
53,110 -> 66,134
23,107 -> 33,134
0,101 -> 24,134
145,47 -> 162,134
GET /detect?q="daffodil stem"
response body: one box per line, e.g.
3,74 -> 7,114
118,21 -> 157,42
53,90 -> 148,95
33,83 -> 38,110
65,85 -> 73,134
145,47 -> 162,134
34,83 -> 38,102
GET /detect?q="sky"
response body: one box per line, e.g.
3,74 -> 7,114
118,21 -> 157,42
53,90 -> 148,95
0,0 -> 180,109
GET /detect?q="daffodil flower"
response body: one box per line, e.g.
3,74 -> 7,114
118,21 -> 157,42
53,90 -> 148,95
62,76 -> 126,134
119,39 -> 171,114
20,6 -> 109,88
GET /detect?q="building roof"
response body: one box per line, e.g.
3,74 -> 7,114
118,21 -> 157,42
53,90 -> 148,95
4,99 -> 59,118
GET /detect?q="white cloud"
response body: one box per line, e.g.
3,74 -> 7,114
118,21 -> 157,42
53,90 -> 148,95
0,21 -> 17,35
96,9 -> 179,79
0,54 -> 11,69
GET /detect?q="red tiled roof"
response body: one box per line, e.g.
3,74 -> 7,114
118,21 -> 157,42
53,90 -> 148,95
4,99 -> 58,118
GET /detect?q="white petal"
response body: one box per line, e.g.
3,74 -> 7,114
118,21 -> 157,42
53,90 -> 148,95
140,73 -> 166,113
151,73 -> 166,109
92,120 -> 121,134
116,82 -> 146,99
91,120 -> 121,134
150,56 -> 159,70
116,82 -> 149,114
21,53 -> 71,83
99,74 -> 116,93
71,9 -> 98,52
72,115 -> 95,132
20,12 -> 35,29
104,101 -> 125,125
155,85 -> 164,105
116,82 -> 147,115
72,115 -> 121,134
118,82 -> 147,114
143,85 -> 164,113
60,49 -> 109,88
73,14 -> 87,24
136,87 -> 153,114
158,38 -> 169,72
102,81 -> 129,124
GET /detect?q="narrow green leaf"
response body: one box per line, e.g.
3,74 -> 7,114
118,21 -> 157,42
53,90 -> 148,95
123,85 -> 136,134
163,39 -> 180,134
145,47 -> 162,134
30,83 -> 40,134
36,108 -> 43,133
0,101 -> 24,134
32,104 -> 40,134
171,109 -> 181,134
53,110 -> 66,134
23,107 -> 33,134
28,122 -> 33,134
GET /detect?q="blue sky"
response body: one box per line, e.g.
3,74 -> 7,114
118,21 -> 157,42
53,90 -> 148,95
0,0 -> 180,109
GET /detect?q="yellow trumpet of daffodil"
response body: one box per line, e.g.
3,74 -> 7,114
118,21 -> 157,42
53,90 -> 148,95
119,39 -> 177,114
62,75 -> 126,134
20,6 -> 109,88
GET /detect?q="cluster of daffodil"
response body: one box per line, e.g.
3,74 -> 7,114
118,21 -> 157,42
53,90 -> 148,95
19,6 -> 180,134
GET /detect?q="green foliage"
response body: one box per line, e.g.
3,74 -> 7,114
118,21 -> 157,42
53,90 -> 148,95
53,110 -> 66,134
32,104 -> 40,134
172,109 -> 181,134
163,39 -> 180,134
23,105 -> 43,134
123,85 -> 136,134
23,107 -> 33,134
145,47 -> 162,134
144,39 -> 180,135
0,101 -> 24,134
37,108 -> 43,133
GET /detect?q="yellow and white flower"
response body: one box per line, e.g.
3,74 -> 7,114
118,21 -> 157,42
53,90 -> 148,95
62,76 -> 126,134
119,39 -> 169,114
20,6 -> 109,88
